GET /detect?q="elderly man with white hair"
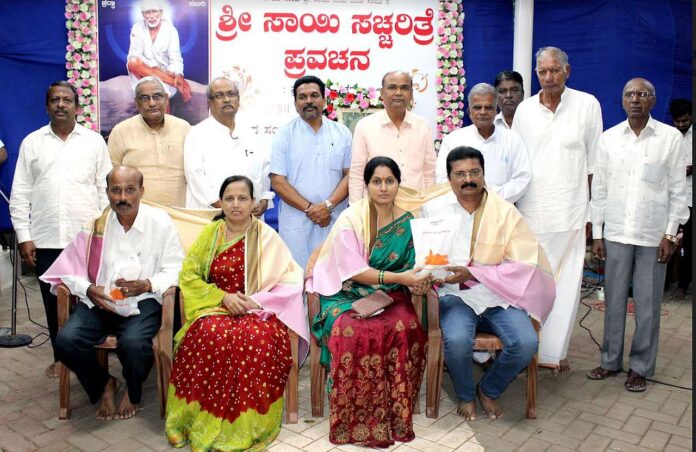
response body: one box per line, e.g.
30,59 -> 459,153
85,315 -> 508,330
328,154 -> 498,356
108,76 -> 191,207
512,46 -> 603,374
184,76 -> 274,216
127,0 -> 191,102
437,82 -> 531,204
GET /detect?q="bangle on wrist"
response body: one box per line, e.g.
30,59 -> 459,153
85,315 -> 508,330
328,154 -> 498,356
378,270 -> 385,285
306,201 -> 312,211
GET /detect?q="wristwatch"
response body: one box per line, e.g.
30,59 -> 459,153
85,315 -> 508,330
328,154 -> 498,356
324,200 -> 335,213
664,234 -> 678,245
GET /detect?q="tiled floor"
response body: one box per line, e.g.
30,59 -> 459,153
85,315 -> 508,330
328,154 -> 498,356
0,276 -> 691,451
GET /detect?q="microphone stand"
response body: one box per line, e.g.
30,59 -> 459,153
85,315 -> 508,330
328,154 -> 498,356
0,188 -> 32,347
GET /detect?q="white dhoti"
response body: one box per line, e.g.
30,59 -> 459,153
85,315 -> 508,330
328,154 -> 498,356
536,229 -> 585,366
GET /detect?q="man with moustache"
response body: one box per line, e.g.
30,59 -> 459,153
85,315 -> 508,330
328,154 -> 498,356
512,47 -> 603,373
10,81 -> 112,378
436,83 -> 531,203
41,165 -> 184,420
421,146 -> 555,421
588,79 -> 688,391
184,77 -> 273,216
108,76 -> 190,207
494,70 -> 525,130
348,70 -> 436,202
127,0 -> 191,103
270,75 -> 352,268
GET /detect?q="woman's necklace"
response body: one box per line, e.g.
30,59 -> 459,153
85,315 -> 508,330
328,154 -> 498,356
225,217 -> 252,240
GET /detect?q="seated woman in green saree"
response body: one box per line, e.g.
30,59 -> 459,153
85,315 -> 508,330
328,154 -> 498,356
165,175 -> 309,451
306,157 -> 433,447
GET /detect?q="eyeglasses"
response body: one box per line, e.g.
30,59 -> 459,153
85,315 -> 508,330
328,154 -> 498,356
623,90 -> 653,99
211,91 -> 239,100
451,168 -> 483,179
136,93 -> 166,103
497,87 -> 521,95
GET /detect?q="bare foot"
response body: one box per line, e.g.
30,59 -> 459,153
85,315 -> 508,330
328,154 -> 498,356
552,359 -> 571,376
45,362 -> 59,378
673,288 -> 687,300
116,388 -> 140,420
456,400 -> 476,421
96,377 -> 119,421
476,384 -> 503,420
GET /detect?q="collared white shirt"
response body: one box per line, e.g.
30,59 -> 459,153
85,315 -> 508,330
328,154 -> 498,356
513,87 -> 603,233
420,191 -> 509,314
494,112 -> 513,130
682,125 -> 692,207
436,124 -> 532,203
127,19 -> 183,97
349,109 -> 436,202
591,117 -> 689,247
10,123 -> 112,248
66,204 -> 184,309
184,116 -> 274,209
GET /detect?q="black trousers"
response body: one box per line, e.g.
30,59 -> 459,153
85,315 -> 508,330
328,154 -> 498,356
35,248 -> 63,361
54,298 -> 162,404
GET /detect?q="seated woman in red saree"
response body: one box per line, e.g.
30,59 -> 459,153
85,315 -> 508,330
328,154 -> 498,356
307,157 -> 434,447
165,175 -> 309,451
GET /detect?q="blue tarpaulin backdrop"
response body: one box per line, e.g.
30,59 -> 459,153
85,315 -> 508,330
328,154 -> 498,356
0,0 -> 692,231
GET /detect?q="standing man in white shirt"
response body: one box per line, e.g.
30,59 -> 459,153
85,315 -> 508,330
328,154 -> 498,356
184,77 -> 273,216
437,83 -> 531,203
493,71 -> 525,130
10,81 -> 112,378
668,98 -> 692,300
41,165 -> 184,419
512,47 -> 603,373
587,78 -> 688,392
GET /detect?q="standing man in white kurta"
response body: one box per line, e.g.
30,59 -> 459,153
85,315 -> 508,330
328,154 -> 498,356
184,77 -> 273,217
587,78 -> 688,391
512,47 -> 603,373
437,83 -> 531,204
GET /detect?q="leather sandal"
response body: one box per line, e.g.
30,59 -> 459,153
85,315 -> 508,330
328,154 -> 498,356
586,366 -> 621,380
625,369 -> 647,392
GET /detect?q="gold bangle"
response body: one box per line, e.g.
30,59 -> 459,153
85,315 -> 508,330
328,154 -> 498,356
378,271 -> 384,285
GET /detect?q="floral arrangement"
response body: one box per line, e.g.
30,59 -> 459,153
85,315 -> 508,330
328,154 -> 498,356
64,0 -> 99,131
435,0 -> 465,148
324,79 -> 381,120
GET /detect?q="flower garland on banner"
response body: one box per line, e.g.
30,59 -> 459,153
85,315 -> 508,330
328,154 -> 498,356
436,0 -> 465,149
65,0 -> 98,131
324,79 -> 381,120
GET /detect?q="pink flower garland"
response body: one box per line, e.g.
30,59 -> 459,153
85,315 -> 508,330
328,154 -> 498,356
65,0 -> 98,131
435,0 -> 465,149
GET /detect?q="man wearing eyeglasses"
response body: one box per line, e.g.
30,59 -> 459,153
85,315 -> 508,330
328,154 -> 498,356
587,78 -> 688,392
493,71 -> 525,130
108,76 -> 190,207
512,46 -> 603,375
421,146 -> 555,421
183,77 -> 273,216
436,82 -> 531,204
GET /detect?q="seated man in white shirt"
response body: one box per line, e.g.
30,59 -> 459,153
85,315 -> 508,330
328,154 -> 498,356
184,76 -> 273,215
40,166 -> 184,420
436,83 -> 531,204
422,147 -> 554,421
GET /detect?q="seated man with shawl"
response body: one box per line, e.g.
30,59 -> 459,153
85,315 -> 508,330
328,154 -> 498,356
165,175 -> 309,451
307,157 -> 439,448
422,146 -> 555,421
40,165 -> 185,420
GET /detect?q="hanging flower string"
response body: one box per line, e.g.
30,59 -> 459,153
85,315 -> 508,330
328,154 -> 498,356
435,0 -> 465,149
65,0 -> 99,131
